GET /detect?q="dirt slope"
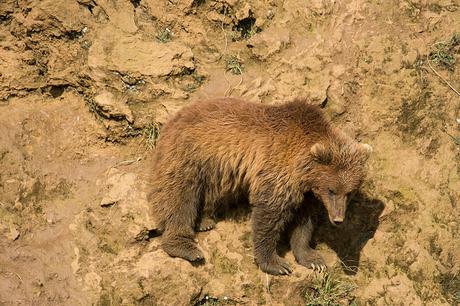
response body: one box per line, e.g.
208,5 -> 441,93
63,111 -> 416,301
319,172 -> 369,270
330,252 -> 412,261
0,0 -> 459,305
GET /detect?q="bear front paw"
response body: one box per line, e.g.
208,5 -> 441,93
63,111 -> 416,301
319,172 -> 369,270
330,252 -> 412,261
296,250 -> 327,273
162,236 -> 204,262
257,255 -> 293,275
196,217 -> 216,232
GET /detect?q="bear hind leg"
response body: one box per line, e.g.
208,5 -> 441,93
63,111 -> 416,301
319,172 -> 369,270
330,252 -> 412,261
161,185 -> 204,262
162,235 -> 204,262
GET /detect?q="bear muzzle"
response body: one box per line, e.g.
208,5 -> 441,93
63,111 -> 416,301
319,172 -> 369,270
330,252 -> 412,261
332,216 -> 344,226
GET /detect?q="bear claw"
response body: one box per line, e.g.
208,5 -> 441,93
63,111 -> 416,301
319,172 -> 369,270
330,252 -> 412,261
196,218 -> 216,232
296,250 -> 327,272
310,263 -> 326,273
258,255 -> 292,275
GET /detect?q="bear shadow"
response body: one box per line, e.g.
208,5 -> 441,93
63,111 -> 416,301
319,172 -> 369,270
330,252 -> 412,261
308,192 -> 385,275
202,191 -> 384,275
213,193 -> 252,224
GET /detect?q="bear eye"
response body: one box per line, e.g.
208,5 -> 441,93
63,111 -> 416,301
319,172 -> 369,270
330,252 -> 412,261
328,189 -> 336,196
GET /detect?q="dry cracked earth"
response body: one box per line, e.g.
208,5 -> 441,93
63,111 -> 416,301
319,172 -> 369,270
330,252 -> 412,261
0,0 -> 460,305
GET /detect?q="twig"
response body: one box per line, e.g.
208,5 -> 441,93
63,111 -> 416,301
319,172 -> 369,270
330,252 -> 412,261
14,272 -> 23,283
220,16 -> 233,96
113,157 -> 142,167
224,66 -> 243,97
220,12 -> 243,97
220,18 -> 228,58
1,271 -> 23,284
105,157 -> 142,176
336,258 -> 359,274
441,128 -> 460,145
265,273 -> 270,293
426,55 -> 460,96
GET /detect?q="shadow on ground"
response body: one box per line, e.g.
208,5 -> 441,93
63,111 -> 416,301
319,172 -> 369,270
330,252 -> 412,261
197,189 -> 384,276
310,192 -> 385,275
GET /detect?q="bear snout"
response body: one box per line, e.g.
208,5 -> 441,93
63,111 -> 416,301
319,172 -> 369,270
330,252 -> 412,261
332,216 -> 344,226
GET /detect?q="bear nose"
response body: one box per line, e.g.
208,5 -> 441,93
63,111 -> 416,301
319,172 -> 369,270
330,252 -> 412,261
333,217 -> 344,225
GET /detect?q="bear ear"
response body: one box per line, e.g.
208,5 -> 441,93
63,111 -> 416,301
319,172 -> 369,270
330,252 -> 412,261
310,143 -> 333,164
358,143 -> 373,161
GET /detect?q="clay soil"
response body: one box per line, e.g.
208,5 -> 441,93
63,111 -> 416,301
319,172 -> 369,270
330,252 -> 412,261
1,0 -> 460,305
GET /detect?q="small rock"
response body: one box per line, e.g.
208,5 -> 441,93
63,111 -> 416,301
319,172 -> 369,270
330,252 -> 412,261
328,102 -> 346,116
331,64 -> 346,78
88,32 -> 195,77
71,247 -> 80,274
402,50 -> 418,66
93,90 -> 134,123
14,199 -> 23,210
99,168 -> 157,237
100,196 -> 119,207
307,75 -> 331,105
248,28 -> 290,60
206,11 -> 232,24
380,200 -> 395,218
324,80 -> 347,117
8,226 -> 20,241
83,272 -> 103,296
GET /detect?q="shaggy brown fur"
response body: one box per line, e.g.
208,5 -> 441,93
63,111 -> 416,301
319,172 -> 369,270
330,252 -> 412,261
149,97 -> 372,275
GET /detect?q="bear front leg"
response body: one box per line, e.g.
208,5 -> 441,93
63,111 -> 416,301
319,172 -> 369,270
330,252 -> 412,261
252,203 -> 293,275
290,215 -> 326,272
196,201 -> 216,232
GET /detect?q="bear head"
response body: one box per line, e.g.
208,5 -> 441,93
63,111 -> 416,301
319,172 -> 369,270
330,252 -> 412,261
309,138 -> 372,226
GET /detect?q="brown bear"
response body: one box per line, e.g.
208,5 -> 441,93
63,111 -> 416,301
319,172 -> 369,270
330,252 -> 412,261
149,97 -> 372,275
